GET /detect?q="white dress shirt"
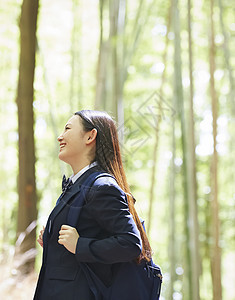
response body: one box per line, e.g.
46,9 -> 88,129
70,161 -> 98,184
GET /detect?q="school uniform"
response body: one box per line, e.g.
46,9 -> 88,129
33,164 -> 142,300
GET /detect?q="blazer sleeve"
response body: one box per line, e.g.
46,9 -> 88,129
75,180 -> 142,264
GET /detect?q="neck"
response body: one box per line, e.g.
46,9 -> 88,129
70,158 -> 93,175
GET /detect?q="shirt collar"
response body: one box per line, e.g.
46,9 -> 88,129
70,161 -> 98,184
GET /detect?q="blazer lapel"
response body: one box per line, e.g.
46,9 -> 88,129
46,166 -> 101,235
48,183 -> 81,227
42,183 -> 81,257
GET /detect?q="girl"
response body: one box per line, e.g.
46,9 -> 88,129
34,110 -> 152,300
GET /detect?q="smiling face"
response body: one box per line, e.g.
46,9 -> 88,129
57,115 -> 95,173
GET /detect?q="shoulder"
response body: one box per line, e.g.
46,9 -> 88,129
93,175 -> 117,187
94,175 -> 124,192
87,173 -> 127,201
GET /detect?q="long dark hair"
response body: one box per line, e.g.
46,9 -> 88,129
75,110 -> 152,262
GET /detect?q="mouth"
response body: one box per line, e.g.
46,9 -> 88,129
59,143 -> 66,151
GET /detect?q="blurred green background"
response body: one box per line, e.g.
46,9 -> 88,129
0,0 -> 234,299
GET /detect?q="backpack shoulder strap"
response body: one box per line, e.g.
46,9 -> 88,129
86,172 -> 116,187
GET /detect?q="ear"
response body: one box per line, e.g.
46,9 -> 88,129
86,128 -> 97,145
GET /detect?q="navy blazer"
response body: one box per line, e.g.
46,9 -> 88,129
33,166 -> 142,300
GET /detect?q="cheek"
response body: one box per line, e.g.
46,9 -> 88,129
69,136 -> 85,154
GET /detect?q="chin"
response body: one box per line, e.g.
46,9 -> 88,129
58,151 -> 66,162
58,152 -> 72,166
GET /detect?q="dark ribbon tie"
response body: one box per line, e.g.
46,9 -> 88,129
56,175 -> 73,206
62,175 -> 72,192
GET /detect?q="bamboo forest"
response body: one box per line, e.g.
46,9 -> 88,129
0,0 -> 234,299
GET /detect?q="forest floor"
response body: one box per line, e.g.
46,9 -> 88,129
0,262 -> 37,299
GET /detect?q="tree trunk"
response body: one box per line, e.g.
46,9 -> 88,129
109,0 -> 124,124
168,115 -> 176,300
147,0 -> 172,234
172,0 -> 192,298
218,0 -> 235,113
15,0 -> 39,275
187,0 -> 201,298
209,0 -> 222,298
70,0 -> 82,113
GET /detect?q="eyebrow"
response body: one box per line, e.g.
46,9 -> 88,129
65,123 -> 72,128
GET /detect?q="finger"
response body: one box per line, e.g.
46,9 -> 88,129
60,228 -> 75,235
58,238 -> 65,244
61,224 -> 73,230
59,234 -> 69,240
59,230 -> 68,236
37,239 -> 43,247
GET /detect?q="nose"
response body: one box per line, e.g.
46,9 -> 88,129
57,133 -> 63,142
